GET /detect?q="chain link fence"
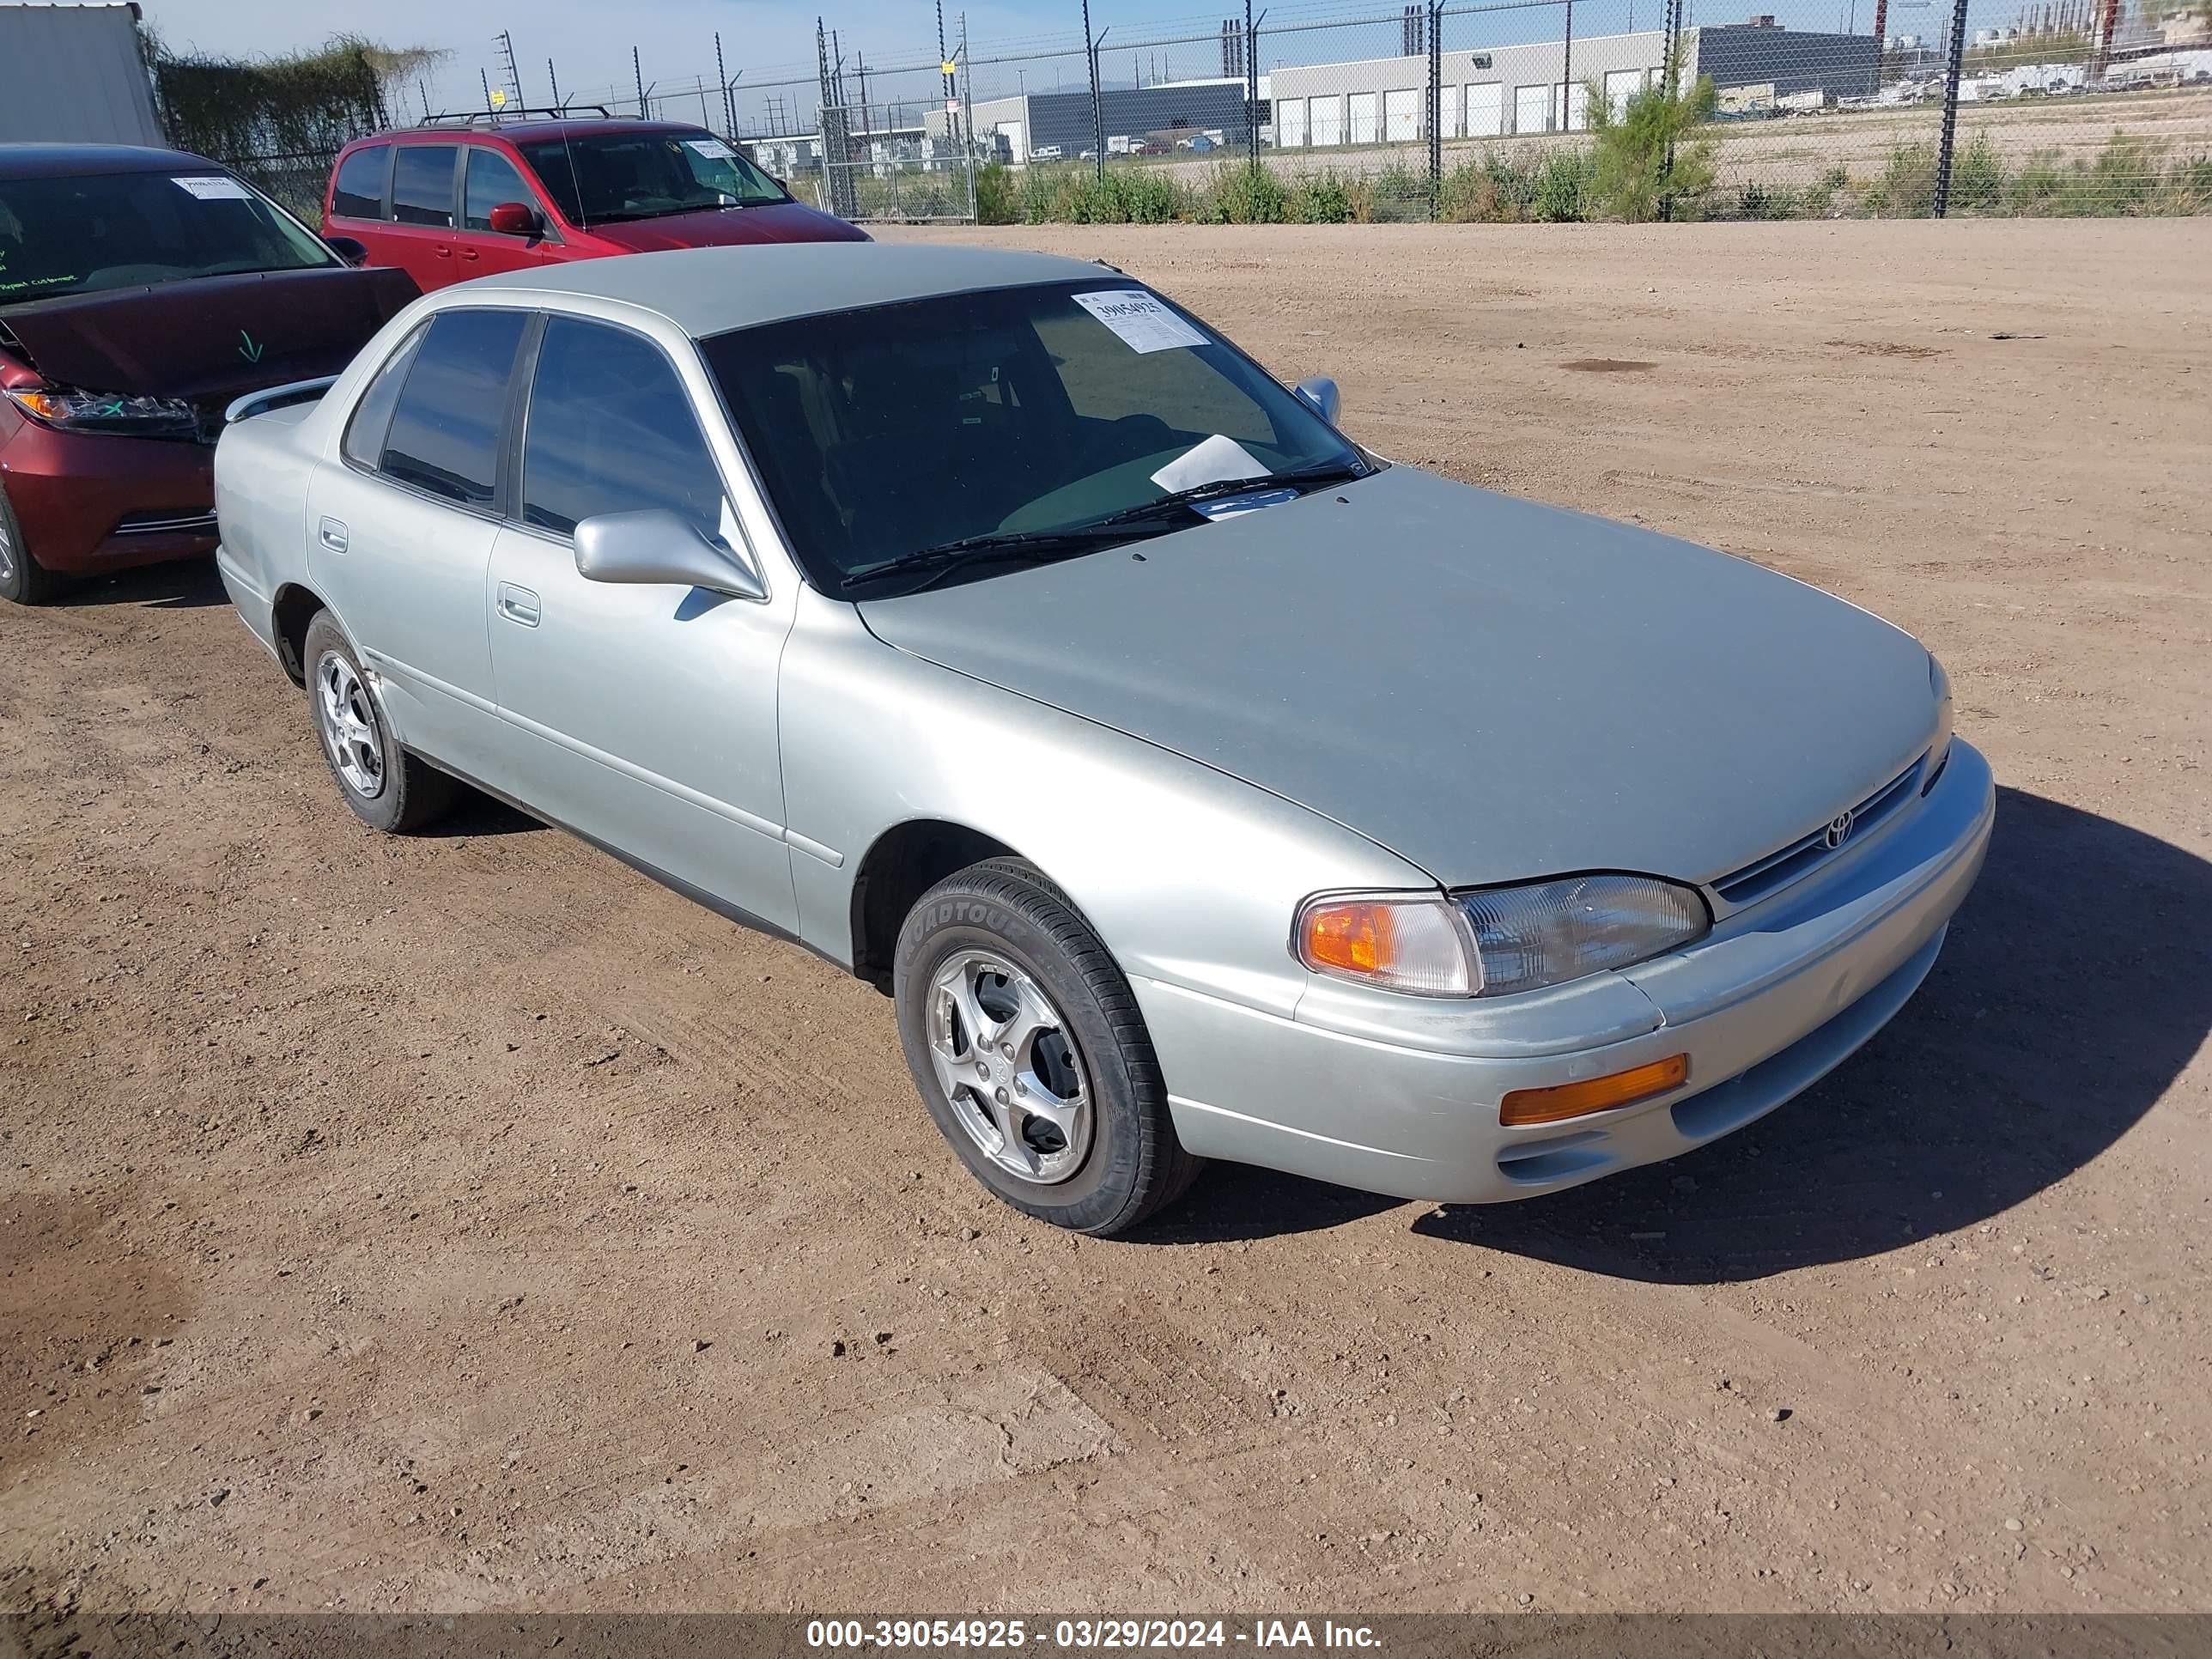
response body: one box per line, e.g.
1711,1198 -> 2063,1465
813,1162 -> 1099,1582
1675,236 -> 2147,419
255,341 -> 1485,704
174,3 -> 2210,225
663,0 -> 2207,222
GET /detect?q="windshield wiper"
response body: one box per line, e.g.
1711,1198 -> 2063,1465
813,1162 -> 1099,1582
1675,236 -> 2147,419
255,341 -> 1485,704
838,525 -> 1152,594
1077,457 -> 1371,532
837,458 -> 1370,597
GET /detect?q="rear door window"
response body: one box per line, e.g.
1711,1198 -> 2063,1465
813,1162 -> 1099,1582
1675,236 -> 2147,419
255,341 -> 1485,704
391,145 -> 459,228
331,144 -> 389,219
378,309 -> 528,508
520,317 -> 726,538
342,322 -> 428,470
463,149 -> 536,232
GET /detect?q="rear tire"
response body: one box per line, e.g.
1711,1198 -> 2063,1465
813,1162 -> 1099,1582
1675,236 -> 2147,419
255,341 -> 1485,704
894,858 -> 1202,1236
0,483 -> 63,606
302,610 -> 456,834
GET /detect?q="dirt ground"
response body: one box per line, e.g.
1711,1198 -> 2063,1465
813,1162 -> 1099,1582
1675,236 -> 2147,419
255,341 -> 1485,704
2,220 -> 2208,1617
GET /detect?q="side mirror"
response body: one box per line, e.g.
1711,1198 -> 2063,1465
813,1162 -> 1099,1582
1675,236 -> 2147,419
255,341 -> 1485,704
1293,375 -> 1341,426
325,234 -> 368,266
574,508 -> 766,602
487,201 -> 542,238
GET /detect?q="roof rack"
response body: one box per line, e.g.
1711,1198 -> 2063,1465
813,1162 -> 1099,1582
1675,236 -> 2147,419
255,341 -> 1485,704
416,105 -> 615,127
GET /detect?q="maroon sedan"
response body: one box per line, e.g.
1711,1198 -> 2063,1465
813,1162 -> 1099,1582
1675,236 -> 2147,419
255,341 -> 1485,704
320,114 -> 867,296
0,143 -> 417,605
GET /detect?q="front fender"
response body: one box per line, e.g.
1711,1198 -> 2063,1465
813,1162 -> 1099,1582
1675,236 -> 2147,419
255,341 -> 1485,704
777,590 -> 1430,1021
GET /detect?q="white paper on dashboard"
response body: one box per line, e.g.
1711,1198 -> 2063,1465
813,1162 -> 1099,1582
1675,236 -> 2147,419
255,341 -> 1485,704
174,175 -> 254,201
1072,289 -> 1209,354
684,138 -> 737,159
1151,434 -> 1268,494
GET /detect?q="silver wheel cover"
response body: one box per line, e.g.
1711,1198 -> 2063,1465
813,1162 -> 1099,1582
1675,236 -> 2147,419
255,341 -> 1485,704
926,949 -> 1093,1185
314,649 -> 386,800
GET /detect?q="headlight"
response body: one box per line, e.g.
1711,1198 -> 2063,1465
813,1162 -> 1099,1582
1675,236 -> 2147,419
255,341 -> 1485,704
1295,874 -> 1709,999
6,385 -> 198,438
1458,875 -> 1709,996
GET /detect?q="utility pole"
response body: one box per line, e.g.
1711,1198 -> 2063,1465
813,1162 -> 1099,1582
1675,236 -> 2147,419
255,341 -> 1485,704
495,29 -> 523,106
480,66 -> 494,113
547,58 -> 561,109
633,46 -> 646,118
715,33 -> 736,137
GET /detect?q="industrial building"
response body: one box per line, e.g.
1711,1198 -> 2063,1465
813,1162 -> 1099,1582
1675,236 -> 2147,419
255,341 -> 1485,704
1267,20 -> 1882,145
926,77 -> 1259,164
1267,29 -> 1666,143
770,17 -> 1894,176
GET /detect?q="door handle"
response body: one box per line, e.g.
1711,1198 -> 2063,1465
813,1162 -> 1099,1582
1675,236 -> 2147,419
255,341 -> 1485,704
460,247 -> 480,262
317,517 -> 348,553
495,582 -> 541,627
434,245 -> 453,258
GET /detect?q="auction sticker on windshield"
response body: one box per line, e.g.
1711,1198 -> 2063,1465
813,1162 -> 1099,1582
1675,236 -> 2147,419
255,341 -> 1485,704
173,175 -> 254,202
1073,289 -> 1209,355
684,138 -> 738,160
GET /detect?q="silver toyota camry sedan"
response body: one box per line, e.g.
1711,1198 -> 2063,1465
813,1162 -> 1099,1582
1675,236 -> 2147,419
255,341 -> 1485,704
214,244 -> 1994,1236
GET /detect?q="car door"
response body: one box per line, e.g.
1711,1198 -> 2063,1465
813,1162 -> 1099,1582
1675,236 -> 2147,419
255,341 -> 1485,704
307,306 -> 529,781
484,312 -> 799,933
380,141 -> 464,291
453,144 -> 559,278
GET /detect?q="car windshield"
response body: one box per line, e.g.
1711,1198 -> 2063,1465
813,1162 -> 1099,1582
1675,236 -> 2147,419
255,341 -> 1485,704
702,280 -> 1365,593
518,131 -> 787,226
0,169 -> 335,306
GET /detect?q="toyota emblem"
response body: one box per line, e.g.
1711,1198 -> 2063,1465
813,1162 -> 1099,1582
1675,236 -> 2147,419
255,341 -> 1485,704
1824,811 -> 1855,851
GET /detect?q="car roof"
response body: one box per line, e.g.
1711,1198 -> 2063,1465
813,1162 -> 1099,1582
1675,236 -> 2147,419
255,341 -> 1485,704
361,118 -> 710,145
457,244 -> 1121,337
0,143 -> 224,179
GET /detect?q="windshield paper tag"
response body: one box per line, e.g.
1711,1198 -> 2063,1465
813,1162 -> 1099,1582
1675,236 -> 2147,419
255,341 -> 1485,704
684,138 -> 737,160
1073,289 -> 1209,355
173,175 -> 254,202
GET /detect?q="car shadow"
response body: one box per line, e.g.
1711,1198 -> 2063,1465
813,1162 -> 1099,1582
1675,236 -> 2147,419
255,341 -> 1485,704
434,792 -> 546,839
1135,787 -> 2209,1275
65,558 -> 231,609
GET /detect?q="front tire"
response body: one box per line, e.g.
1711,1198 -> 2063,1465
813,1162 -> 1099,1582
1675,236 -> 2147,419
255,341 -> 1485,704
0,483 -> 63,606
302,610 -> 456,834
895,858 -> 1201,1236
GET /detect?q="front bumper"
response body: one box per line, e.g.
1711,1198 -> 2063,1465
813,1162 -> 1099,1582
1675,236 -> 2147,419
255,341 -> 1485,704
1136,738 -> 1996,1205
0,417 -> 216,574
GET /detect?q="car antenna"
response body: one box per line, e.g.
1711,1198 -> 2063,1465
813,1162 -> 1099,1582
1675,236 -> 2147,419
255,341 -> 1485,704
562,116 -> 586,231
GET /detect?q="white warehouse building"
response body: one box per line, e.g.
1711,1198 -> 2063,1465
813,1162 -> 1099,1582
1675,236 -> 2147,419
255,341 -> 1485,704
1267,29 -> 1673,144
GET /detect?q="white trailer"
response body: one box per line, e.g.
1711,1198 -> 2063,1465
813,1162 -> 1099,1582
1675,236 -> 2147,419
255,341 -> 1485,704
0,1 -> 163,146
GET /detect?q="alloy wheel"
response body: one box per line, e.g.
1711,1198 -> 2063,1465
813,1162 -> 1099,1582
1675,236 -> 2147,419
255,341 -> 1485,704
314,649 -> 386,800
926,949 -> 1093,1185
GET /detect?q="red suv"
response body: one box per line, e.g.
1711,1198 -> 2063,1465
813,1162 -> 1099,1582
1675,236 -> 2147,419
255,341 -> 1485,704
322,112 -> 867,293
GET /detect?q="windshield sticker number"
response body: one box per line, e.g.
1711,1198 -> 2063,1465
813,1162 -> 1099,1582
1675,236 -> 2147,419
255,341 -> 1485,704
684,139 -> 738,161
1072,289 -> 1209,355
173,175 -> 254,202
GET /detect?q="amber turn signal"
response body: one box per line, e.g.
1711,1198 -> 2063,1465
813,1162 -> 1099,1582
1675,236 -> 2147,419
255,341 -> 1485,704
1499,1053 -> 1690,1127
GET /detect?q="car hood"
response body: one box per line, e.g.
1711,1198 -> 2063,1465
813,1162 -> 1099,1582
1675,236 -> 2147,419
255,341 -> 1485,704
0,265 -> 419,404
856,465 -> 1938,889
586,201 -> 871,252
